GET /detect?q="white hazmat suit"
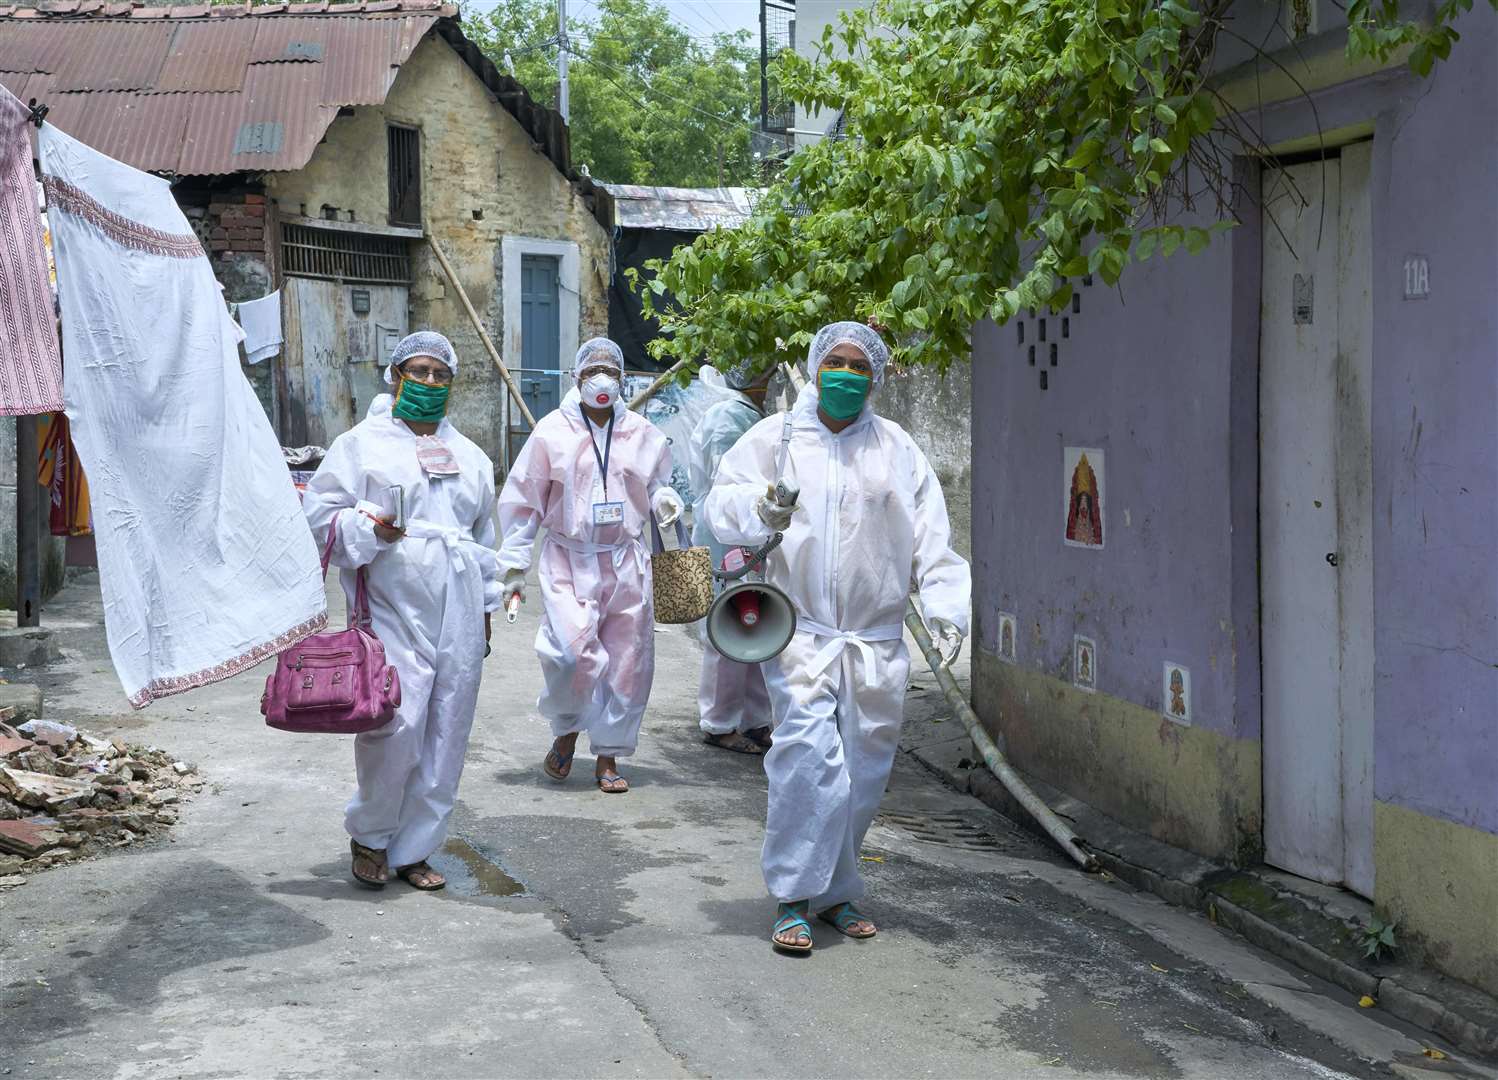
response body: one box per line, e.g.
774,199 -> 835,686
498,339 -> 676,760
302,332 -> 501,871
688,379 -> 771,739
705,323 -> 970,910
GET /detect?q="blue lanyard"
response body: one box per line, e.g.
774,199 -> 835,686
583,407 -> 615,499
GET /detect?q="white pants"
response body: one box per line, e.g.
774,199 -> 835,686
697,646 -> 771,736
345,533 -> 487,869
760,629 -> 910,907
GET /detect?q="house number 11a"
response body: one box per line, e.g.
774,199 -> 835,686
1404,256 -> 1430,300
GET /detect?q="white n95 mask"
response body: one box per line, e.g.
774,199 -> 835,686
582,373 -> 621,408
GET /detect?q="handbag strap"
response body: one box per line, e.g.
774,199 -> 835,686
323,509 -> 374,631
649,509 -> 691,554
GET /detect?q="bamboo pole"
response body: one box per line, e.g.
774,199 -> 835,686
425,233 -> 536,428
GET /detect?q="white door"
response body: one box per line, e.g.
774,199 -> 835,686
1260,145 -> 1375,896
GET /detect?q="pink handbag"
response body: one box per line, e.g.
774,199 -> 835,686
261,512 -> 401,734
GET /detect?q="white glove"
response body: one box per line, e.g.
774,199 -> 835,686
652,487 -> 685,528
755,494 -> 796,531
501,569 -> 525,606
930,618 -> 964,668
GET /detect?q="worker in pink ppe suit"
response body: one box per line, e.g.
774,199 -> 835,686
497,338 -> 683,794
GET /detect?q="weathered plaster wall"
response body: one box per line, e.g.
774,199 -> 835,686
971,9 -> 1498,991
878,363 -> 972,559
969,197 -> 1262,861
267,34 -> 611,465
1365,9 -> 1497,840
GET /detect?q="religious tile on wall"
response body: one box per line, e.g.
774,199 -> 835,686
1073,635 -> 1097,693
1063,447 -> 1106,549
1163,662 -> 1191,725
997,612 -> 1018,663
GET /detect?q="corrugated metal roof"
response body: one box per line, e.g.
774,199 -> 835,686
604,184 -> 758,232
0,1 -> 613,230
50,22 -> 168,90
0,2 -> 449,174
153,22 -> 254,93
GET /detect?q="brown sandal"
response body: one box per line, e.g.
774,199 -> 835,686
350,839 -> 388,888
395,861 -> 446,891
704,731 -> 766,755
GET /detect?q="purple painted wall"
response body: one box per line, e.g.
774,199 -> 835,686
971,190 -> 1261,741
1369,9 -> 1498,835
971,8 -> 1497,839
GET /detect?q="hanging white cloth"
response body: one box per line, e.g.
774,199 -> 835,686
235,289 -> 282,364
40,124 -> 326,708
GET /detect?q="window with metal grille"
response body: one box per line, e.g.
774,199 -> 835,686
280,222 -> 411,285
387,124 -> 421,226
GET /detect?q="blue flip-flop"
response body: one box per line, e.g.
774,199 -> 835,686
543,745 -> 574,782
772,901 -> 814,953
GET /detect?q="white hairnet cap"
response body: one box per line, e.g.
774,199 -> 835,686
723,360 -> 763,390
574,337 -> 624,377
384,330 -> 457,385
806,321 -> 891,386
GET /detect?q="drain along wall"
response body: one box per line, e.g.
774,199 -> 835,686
969,6 -> 1498,995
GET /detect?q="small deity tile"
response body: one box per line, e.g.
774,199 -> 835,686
1073,635 -> 1097,692
1163,662 -> 1191,725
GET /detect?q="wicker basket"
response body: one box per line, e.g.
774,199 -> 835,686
650,515 -> 714,624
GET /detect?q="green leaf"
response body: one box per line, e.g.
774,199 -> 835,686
1154,102 -> 1178,124
1149,137 -> 1172,154
1064,139 -> 1104,169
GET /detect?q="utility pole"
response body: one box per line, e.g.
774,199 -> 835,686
556,0 -> 569,124
758,0 -> 769,133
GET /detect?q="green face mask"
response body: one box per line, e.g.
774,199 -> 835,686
818,368 -> 872,421
392,375 -> 450,424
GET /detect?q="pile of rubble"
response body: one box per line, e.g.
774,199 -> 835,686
0,708 -> 201,885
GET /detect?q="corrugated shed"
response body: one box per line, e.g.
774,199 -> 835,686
604,184 -> 757,232
0,2 -> 612,229
0,2 -> 447,174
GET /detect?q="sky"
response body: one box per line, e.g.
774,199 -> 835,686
462,1 -> 763,42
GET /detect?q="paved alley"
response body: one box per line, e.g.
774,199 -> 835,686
0,574 -> 1483,1079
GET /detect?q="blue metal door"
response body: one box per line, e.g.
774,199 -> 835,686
510,254 -> 562,466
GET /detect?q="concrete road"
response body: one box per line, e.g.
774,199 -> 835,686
1,574 -> 1482,1079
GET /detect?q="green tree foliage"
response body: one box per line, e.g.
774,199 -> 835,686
464,0 -> 763,187
634,0 -> 1493,373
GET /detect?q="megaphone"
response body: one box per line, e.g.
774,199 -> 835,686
706,579 -> 797,664
705,532 -> 798,664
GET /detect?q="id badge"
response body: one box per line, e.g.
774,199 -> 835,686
592,501 -> 624,526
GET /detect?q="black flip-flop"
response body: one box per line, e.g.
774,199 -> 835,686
704,732 -> 766,755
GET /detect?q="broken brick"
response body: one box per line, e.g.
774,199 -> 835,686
0,817 -> 68,856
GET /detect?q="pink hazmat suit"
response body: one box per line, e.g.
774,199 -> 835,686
498,382 -> 675,759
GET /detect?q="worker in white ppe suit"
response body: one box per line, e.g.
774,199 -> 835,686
705,321 -> 970,953
303,330 -> 501,892
498,337 -> 683,794
688,361 -> 774,755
